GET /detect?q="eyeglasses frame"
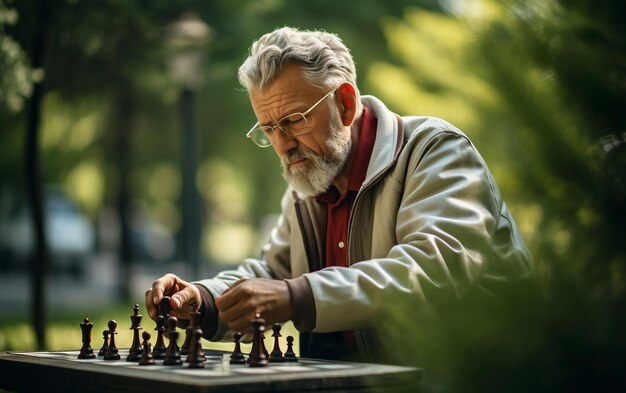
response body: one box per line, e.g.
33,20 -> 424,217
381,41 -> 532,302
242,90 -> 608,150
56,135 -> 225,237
246,88 -> 336,148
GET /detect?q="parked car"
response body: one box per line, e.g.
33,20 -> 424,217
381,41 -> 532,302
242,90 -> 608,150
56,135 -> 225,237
1,186 -> 95,276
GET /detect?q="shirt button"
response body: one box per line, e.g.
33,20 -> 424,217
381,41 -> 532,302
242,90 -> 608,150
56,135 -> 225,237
338,241 -> 345,249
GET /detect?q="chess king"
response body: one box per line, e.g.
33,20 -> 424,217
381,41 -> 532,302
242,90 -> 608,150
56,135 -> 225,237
146,26 -> 537,362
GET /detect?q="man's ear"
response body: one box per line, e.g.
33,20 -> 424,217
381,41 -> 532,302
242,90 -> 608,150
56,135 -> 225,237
337,83 -> 357,126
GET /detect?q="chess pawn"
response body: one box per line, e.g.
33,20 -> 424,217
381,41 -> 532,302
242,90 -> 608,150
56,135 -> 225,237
163,316 -> 182,366
230,331 -> 246,365
139,331 -> 156,366
284,336 -> 298,362
152,314 -> 167,359
78,318 -> 95,359
97,330 -> 109,357
103,320 -> 120,360
187,328 -> 205,369
127,304 -> 143,362
268,323 -> 284,363
181,311 -> 199,357
182,311 -> 204,361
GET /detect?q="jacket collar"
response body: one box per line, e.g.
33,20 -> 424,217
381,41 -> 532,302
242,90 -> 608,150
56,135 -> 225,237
360,95 -> 404,189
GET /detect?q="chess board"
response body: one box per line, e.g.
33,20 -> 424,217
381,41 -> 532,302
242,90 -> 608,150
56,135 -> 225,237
0,349 -> 421,393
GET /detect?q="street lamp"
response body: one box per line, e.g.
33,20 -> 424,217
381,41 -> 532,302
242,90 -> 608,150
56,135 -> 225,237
165,13 -> 211,280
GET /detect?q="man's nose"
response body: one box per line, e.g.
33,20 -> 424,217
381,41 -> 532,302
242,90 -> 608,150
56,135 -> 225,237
272,129 -> 297,156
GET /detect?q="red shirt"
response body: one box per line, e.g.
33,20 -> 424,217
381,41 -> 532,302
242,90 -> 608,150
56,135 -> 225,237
316,107 -> 377,267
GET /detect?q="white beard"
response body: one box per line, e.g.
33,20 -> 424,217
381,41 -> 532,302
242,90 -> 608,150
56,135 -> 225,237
280,102 -> 352,196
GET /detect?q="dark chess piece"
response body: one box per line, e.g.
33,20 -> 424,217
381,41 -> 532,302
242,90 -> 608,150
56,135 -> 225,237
97,330 -> 109,357
152,314 -> 168,359
180,321 -> 191,356
284,336 -> 298,362
103,320 -> 120,360
127,304 -> 143,362
268,323 -> 284,363
180,312 -> 196,357
230,331 -> 246,365
186,328 -> 205,369
183,311 -> 204,361
248,313 -> 268,367
159,295 -> 171,319
78,318 -> 95,359
139,331 -> 156,366
163,316 -> 182,366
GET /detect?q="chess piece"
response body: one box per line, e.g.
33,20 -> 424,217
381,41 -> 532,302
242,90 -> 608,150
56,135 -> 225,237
152,314 -> 167,359
230,331 -> 246,365
284,336 -> 297,362
186,328 -> 205,369
183,311 -> 204,361
180,312 -> 197,357
78,318 -> 95,359
97,330 -> 109,357
268,323 -> 284,363
127,304 -> 143,362
163,316 -> 182,366
103,320 -> 120,360
248,313 -> 268,367
180,321 -> 191,356
159,295 -> 172,320
139,331 -> 156,366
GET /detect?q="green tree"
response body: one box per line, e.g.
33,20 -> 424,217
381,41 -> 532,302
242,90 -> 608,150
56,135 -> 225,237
380,0 -> 626,391
0,0 -> 38,115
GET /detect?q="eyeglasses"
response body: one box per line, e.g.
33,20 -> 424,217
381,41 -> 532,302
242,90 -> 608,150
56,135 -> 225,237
246,88 -> 336,148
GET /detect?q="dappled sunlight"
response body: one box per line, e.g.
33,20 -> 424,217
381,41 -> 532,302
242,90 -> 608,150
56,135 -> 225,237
64,161 -> 104,217
203,223 -> 256,264
197,158 -> 252,223
148,163 -> 182,201
40,92 -> 103,151
371,8 -> 500,136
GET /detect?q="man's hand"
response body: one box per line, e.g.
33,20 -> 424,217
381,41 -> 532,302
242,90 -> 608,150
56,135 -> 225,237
145,273 -> 202,324
215,278 -> 292,333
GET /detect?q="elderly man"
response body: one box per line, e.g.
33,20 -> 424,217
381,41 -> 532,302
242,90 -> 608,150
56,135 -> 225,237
146,26 -> 535,361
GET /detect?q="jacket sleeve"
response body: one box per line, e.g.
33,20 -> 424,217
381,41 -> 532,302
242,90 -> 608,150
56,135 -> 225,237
193,189 -> 296,341
303,127 -> 504,332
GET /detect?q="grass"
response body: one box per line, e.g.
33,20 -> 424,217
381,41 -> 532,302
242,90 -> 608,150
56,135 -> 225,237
0,301 -> 299,355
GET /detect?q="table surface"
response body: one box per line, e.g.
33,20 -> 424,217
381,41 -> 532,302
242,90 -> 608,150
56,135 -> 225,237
0,349 -> 421,393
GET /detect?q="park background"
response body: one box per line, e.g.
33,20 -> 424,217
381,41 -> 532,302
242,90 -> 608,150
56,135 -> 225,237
1,0 -> 625,391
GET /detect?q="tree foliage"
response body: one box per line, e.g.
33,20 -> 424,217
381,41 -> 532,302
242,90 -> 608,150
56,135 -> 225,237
380,1 -> 626,391
0,0 -> 38,114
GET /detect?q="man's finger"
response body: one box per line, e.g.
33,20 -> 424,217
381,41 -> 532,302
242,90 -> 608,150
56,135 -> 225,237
145,288 -> 158,321
171,285 -> 199,312
216,280 -> 247,311
151,273 -> 179,304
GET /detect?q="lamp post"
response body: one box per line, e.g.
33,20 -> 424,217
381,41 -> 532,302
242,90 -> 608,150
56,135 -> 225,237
165,13 -> 211,280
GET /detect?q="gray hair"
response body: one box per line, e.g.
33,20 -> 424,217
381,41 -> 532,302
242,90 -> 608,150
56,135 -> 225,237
238,27 -> 361,105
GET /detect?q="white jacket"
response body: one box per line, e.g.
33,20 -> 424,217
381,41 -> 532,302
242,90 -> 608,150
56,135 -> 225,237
196,95 -> 535,357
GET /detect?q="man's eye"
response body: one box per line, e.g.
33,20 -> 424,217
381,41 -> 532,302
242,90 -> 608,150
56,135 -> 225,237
281,116 -> 304,127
